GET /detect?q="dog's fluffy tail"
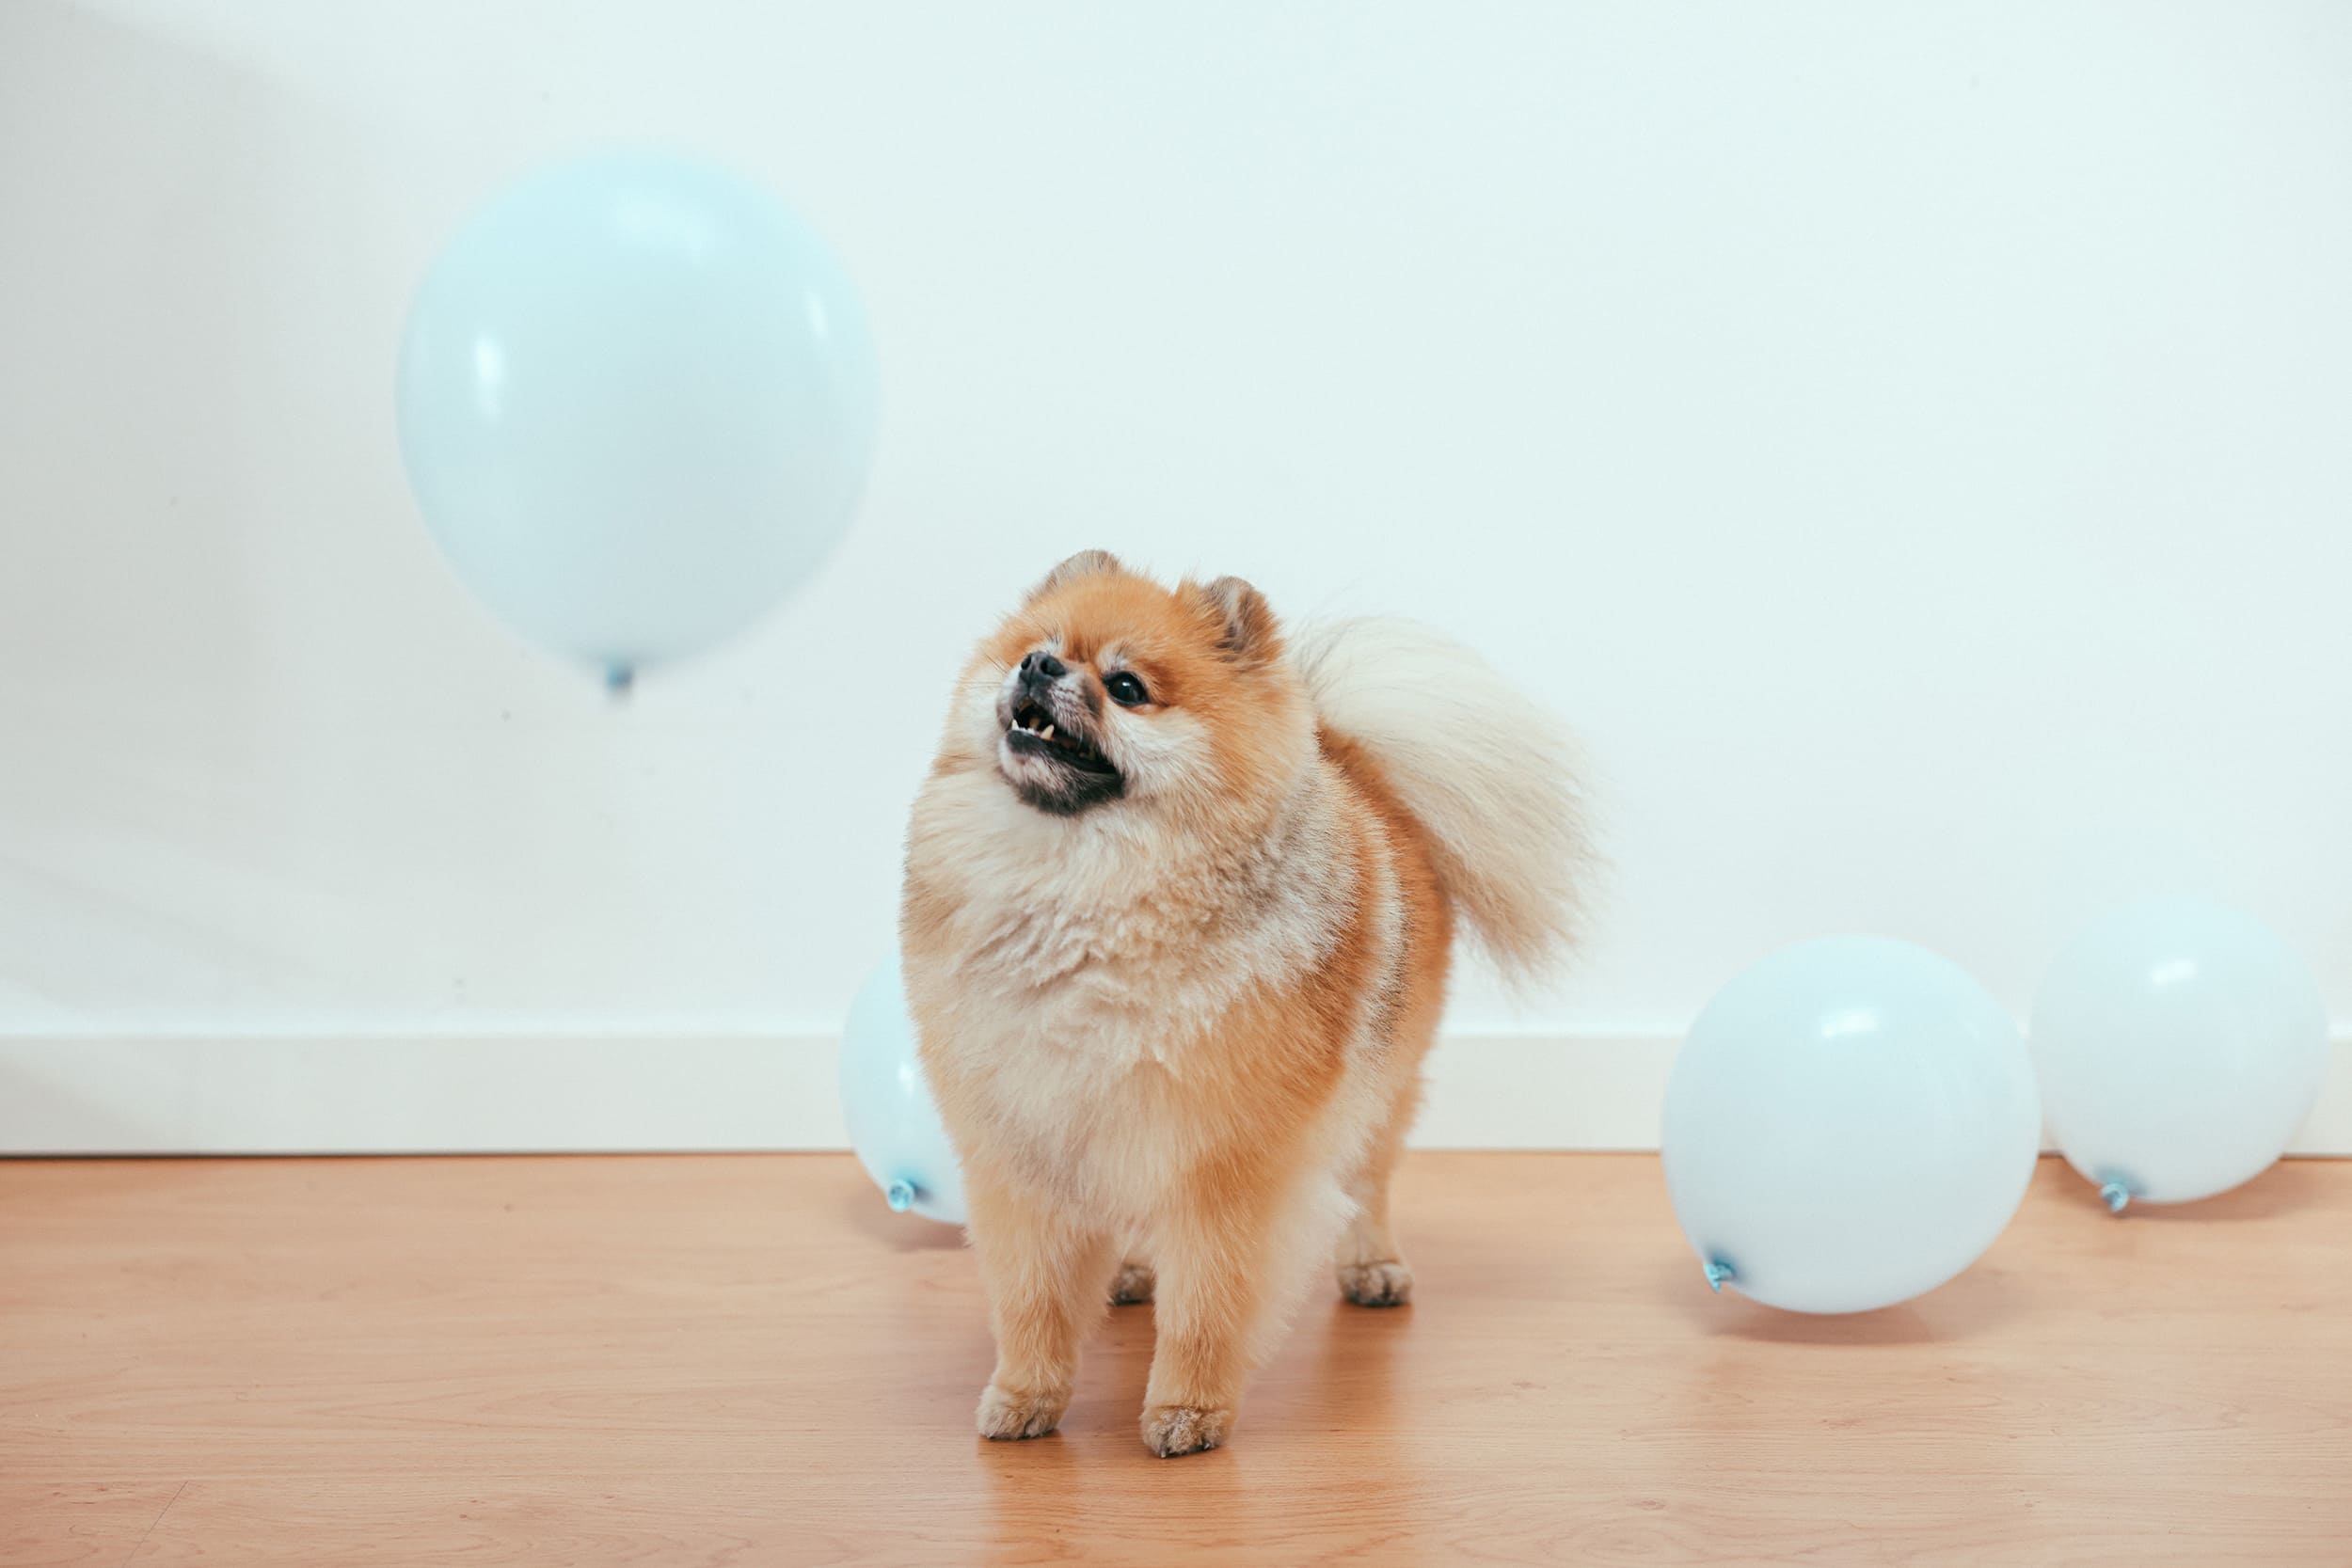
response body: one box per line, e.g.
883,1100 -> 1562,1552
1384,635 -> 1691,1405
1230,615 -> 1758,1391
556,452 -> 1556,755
1292,617 -> 1592,983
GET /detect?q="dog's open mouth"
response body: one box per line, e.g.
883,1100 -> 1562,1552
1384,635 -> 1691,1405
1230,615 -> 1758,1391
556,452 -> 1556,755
1006,699 -> 1118,776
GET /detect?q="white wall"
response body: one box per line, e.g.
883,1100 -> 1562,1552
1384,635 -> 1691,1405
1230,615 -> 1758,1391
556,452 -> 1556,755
4,2 -> 2349,1143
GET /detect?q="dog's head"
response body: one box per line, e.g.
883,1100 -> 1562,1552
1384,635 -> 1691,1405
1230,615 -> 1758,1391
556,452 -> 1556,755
946,551 -> 1311,820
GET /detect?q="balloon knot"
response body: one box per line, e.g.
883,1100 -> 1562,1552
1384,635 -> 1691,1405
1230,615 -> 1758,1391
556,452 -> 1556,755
885,1180 -> 915,1212
2100,1180 -> 2131,1214
1703,1259 -> 1735,1293
604,663 -> 636,698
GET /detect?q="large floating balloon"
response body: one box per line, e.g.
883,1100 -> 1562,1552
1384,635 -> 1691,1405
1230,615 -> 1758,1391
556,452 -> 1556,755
1662,936 -> 2042,1314
397,150 -> 878,689
2033,899 -> 2328,1212
840,952 -> 965,1225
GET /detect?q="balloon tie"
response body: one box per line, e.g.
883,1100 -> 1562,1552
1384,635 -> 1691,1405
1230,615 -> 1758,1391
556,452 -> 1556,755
1703,1259 -> 1735,1293
2100,1180 -> 2131,1215
604,663 -> 636,698
885,1180 -> 915,1212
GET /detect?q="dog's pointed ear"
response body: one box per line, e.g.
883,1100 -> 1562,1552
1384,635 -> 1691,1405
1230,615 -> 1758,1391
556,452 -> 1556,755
1189,575 -> 1280,664
1026,549 -> 1122,602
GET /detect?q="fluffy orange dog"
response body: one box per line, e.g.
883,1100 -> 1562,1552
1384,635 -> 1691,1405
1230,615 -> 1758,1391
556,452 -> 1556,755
901,551 -> 1586,1456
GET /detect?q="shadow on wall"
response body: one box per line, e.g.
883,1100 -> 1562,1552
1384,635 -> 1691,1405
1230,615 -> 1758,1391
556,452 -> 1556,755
0,3 -> 627,1027
0,3 -> 369,1020
0,0 -> 292,717
0,1 -> 297,1020
0,1051 -> 165,1152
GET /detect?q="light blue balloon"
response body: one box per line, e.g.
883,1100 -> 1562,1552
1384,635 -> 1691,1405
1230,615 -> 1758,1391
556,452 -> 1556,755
840,952 -> 965,1225
2033,899 -> 2328,1211
1662,936 -> 2042,1314
397,150 -> 878,686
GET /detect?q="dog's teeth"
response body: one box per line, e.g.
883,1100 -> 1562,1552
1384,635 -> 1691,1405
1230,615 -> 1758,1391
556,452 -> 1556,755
1041,724 -> 1055,741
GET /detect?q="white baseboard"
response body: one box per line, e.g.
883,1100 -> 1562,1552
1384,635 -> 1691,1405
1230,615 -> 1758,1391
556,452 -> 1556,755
2,1032 -> 2348,1156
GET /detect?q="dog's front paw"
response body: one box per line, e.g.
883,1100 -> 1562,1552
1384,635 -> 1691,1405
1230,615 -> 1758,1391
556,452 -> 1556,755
1108,1259 -> 1156,1305
977,1383 -> 1069,1441
1140,1402 -> 1232,1458
1338,1259 -> 1414,1307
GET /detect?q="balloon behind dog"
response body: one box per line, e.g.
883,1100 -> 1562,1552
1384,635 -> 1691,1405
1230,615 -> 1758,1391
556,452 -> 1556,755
841,952 -> 965,1225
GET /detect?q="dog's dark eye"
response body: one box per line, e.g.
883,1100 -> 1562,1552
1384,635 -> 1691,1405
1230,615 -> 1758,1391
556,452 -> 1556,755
1104,672 -> 1150,707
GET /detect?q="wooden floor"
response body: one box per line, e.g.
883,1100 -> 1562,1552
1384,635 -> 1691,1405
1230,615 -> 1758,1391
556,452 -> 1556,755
4,1154 -> 2348,1567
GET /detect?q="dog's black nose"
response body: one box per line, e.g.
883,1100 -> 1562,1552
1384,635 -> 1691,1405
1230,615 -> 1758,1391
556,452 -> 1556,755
1021,651 -> 1067,682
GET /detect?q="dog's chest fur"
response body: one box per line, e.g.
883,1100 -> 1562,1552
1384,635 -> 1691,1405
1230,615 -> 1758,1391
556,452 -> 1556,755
903,766 -> 1367,1212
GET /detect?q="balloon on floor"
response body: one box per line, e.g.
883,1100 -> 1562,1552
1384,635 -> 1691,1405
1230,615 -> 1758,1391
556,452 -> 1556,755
840,951 -> 965,1225
2033,899 -> 2328,1211
397,150 -> 878,690
1662,936 -> 2042,1313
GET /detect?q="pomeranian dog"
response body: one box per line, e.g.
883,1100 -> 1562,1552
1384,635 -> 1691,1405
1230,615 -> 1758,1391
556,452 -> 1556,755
900,551 -> 1586,1457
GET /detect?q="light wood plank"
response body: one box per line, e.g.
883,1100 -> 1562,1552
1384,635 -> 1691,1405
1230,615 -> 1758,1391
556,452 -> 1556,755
1,1154 -> 2346,1564
0,1482 -> 185,1567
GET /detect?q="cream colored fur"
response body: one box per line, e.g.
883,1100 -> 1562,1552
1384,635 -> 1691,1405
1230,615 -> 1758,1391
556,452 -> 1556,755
1291,616 -> 1592,980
